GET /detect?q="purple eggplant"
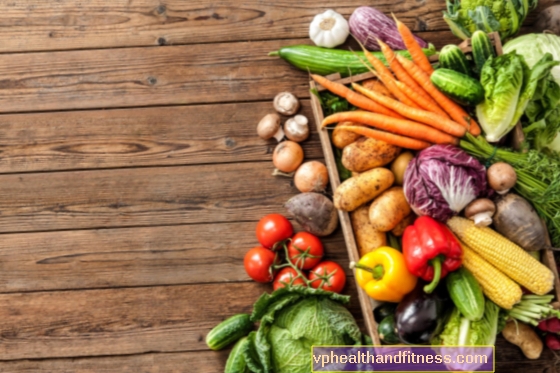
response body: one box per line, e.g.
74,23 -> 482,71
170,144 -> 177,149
349,7 -> 428,51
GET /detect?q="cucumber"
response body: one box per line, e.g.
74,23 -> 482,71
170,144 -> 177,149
225,336 -> 250,373
446,267 -> 485,321
269,44 -> 437,78
206,314 -> 253,351
431,68 -> 485,106
471,30 -> 496,75
439,44 -> 472,77
374,303 -> 397,323
378,315 -> 400,345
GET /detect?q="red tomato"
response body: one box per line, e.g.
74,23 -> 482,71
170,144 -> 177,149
244,247 -> 277,283
273,268 -> 307,291
309,261 -> 346,293
256,214 -> 294,249
287,232 -> 324,270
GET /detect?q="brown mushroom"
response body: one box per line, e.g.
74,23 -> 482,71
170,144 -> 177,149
257,113 -> 284,141
273,92 -> 300,115
487,162 -> 517,194
464,198 -> 496,227
284,115 -> 309,142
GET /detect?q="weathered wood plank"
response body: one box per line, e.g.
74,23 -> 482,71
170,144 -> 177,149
0,162 -> 310,233
0,100 -> 321,173
0,0 -> 552,53
0,222 -> 351,293
0,282 -> 363,360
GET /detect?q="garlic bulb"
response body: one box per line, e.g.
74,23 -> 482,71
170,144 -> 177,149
309,10 -> 349,48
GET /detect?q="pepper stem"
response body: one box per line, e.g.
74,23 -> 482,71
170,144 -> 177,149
423,256 -> 442,294
352,263 -> 384,280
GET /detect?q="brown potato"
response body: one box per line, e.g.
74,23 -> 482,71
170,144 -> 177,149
390,151 -> 415,186
342,137 -> 401,173
391,213 -> 416,237
332,122 -> 362,149
369,186 -> 411,232
351,204 -> 387,257
502,321 -> 543,360
334,168 -> 394,212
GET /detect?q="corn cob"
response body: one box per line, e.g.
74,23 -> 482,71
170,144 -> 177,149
447,216 -> 554,295
460,242 -> 522,309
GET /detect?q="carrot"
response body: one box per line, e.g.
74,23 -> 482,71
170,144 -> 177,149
393,15 -> 434,75
322,111 -> 459,145
362,79 -> 394,99
338,125 -> 431,150
311,74 -> 403,119
396,55 -> 481,136
377,39 -> 426,95
394,80 -> 450,119
356,43 -> 421,109
352,83 -> 465,137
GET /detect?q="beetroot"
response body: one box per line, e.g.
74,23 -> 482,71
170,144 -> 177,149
538,319 -> 549,332
546,334 -> 560,351
547,318 -> 560,333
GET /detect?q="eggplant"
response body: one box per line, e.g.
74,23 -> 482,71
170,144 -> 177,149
395,282 -> 449,344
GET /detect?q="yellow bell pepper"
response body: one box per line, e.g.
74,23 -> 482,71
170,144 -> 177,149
354,246 -> 417,302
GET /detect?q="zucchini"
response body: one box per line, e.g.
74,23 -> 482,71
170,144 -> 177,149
471,30 -> 496,75
374,303 -> 396,323
378,315 -> 400,345
225,336 -> 250,373
206,314 -> 253,351
269,44 -> 437,78
446,267 -> 485,321
439,44 -> 472,76
430,68 -> 485,106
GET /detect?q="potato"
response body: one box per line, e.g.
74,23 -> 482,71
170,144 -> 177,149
369,186 -> 411,232
391,213 -> 416,237
332,122 -> 362,149
351,204 -> 387,257
502,321 -> 543,360
342,137 -> 401,173
334,168 -> 394,212
391,151 -> 415,186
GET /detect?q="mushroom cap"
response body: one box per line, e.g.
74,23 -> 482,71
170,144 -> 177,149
257,113 -> 281,140
284,114 -> 309,142
464,198 -> 496,218
487,162 -> 517,192
273,92 -> 300,116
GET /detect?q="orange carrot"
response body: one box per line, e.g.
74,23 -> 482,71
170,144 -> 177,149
322,111 -> 459,145
338,125 -> 431,150
394,16 -> 434,75
394,80 -> 450,119
362,79 -> 394,99
356,44 -> 421,109
352,83 -> 465,137
311,74 -> 404,119
377,40 -> 426,95
396,55 -> 481,136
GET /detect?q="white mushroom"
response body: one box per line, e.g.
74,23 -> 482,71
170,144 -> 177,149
464,198 -> 496,227
487,162 -> 517,195
284,115 -> 309,142
273,92 -> 300,116
257,113 -> 284,141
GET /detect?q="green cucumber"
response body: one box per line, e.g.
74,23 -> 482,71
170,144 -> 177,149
430,68 -> 485,106
378,315 -> 400,345
206,314 -> 253,351
446,267 -> 485,321
225,336 -> 250,373
471,31 -> 496,75
439,44 -> 472,76
269,44 -> 437,78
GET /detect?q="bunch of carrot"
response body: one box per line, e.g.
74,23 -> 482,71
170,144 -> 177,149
312,17 -> 481,151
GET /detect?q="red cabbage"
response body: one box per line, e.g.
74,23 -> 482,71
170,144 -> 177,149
349,7 -> 428,51
403,145 -> 488,222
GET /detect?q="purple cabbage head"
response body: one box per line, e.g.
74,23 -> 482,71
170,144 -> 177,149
403,145 -> 488,222
349,6 -> 428,51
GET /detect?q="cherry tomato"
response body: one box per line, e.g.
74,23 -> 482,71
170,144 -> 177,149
244,247 -> 277,283
309,261 -> 346,293
287,232 -> 324,270
256,214 -> 293,249
273,268 -> 307,291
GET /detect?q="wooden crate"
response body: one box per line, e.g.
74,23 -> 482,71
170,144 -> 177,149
309,32 -> 560,343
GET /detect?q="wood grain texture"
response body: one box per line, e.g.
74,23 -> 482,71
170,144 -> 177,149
0,100 -> 321,173
0,282 -> 363,360
0,0 -> 553,53
0,222 -> 350,293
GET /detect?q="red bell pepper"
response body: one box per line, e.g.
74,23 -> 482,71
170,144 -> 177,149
402,216 -> 462,293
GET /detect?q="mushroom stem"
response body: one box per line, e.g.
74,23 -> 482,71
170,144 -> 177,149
473,212 -> 493,227
496,189 -> 510,195
273,127 -> 285,142
272,169 -> 295,177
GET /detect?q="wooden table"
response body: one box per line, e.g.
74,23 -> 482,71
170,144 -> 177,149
0,1 -> 556,372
